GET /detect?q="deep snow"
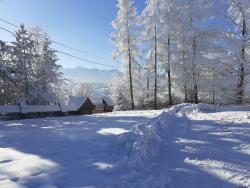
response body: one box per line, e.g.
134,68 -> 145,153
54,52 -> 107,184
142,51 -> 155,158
0,110 -> 160,188
0,105 -> 250,188
115,104 -> 250,188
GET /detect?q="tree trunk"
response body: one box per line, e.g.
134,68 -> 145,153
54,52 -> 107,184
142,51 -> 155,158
212,89 -> 215,104
154,25 -> 158,110
147,72 -> 149,108
184,84 -> 188,102
237,18 -> 247,104
192,37 -> 199,104
128,47 -> 134,110
211,72 -> 216,104
167,34 -> 172,106
25,74 -> 28,102
127,20 -> 134,110
182,50 -> 188,103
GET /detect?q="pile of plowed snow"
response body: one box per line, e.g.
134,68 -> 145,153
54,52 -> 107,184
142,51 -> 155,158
112,104 -> 217,187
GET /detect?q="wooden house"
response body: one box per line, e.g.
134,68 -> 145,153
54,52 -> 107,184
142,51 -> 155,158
103,97 -> 113,112
93,97 -> 113,113
66,96 -> 95,115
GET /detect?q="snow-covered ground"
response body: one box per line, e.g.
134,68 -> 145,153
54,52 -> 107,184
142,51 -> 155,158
1,105 -> 250,188
115,104 -> 250,188
0,110 -> 160,188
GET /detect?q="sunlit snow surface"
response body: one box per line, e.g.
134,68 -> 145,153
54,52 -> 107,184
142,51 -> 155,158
0,148 -> 58,188
1,105 -> 250,187
115,104 -> 250,188
0,110 -> 160,188
97,128 -> 129,135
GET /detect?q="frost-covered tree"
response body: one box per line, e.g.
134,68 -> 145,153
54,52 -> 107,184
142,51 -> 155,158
73,82 -> 94,98
0,41 -> 15,104
28,25 -> 44,54
111,0 -> 141,110
140,0 -> 160,109
174,24 -> 192,102
0,24 -> 64,105
175,0 -> 216,103
0,41 -> 14,82
0,41 -> 18,104
218,0 -> 250,103
111,74 -> 131,110
11,24 -> 38,103
109,0 -> 250,106
35,36 -> 63,104
158,0 -> 179,106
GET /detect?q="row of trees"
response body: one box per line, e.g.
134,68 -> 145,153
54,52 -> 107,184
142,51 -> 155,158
111,0 -> 250,110
0,24 -> 63,105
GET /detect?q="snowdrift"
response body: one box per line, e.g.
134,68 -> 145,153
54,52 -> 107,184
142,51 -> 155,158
113,103 -> 216,187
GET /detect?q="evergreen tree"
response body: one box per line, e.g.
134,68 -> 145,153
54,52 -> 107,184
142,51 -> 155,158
11,24 -> 38,103
35,36 -> 62,104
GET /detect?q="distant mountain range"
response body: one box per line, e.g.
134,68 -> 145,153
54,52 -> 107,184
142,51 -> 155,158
62,67 -> 120,83
62,67 -> 120,100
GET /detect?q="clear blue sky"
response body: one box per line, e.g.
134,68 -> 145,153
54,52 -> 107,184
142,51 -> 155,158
0,0 -> 145,69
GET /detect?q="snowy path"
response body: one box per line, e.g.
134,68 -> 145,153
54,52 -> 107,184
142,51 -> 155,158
0,111 -> 160,188
166,108 -> 250,188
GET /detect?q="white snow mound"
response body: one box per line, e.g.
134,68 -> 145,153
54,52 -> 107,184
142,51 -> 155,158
115,103 -> 217,187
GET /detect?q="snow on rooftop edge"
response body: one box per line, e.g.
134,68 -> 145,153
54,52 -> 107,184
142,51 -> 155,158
65,96 -> 88,112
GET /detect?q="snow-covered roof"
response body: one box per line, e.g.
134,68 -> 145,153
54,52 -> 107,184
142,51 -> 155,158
92,97 -> 113,106
103,97 -> 113,106
65,96 -> 88,112
0,103 -> 61,114
0,105 -> 21,113
19,102 -> 61,113
92,98 -> 104,106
